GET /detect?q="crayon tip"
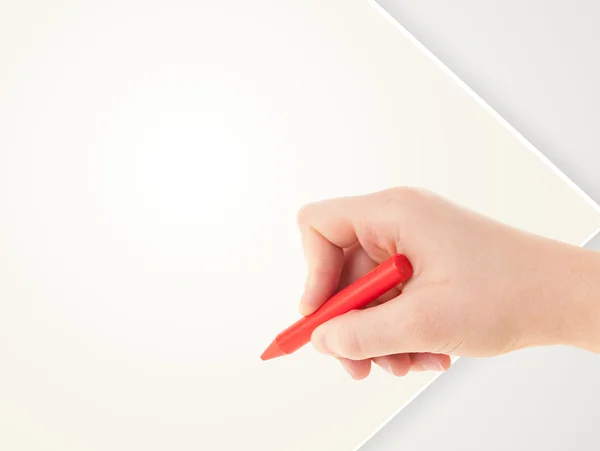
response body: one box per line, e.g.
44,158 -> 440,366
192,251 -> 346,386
261,339 -> 285,361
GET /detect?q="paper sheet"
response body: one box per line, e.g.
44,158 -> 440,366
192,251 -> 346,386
1,1 -> 599,450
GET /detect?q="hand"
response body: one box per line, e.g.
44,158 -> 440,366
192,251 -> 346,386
297,187 -> 600,379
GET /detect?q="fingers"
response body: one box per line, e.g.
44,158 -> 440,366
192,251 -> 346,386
297,188 -> 455,380
312,300 -> 404,359
409,353 -> 451,372
372,353 -> 411,377
297,198 -> 360,316
298,227 -> 345,316
331,247 -> 406,380
338,358 -> 371,380
339,354 -> 450,380
297,193 -> 404,315
337,245 -> 376,289
311,294 -> 432,360
337,245 -> 402,306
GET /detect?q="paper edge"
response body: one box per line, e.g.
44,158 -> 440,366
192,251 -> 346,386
365,0 -> 600,217
352,1 -> 600,449
353,225 -> 600,451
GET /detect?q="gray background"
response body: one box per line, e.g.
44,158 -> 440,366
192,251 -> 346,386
363,1 -> 600,450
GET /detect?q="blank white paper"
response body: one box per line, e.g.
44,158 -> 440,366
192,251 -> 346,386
1,1 -> 599,450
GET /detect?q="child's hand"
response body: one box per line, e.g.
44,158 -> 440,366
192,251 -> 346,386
297,188 -> 600,379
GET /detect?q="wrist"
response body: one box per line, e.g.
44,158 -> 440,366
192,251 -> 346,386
552,244 -> 600,353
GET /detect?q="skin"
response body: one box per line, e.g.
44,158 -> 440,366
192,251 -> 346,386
296,187 -> 600,380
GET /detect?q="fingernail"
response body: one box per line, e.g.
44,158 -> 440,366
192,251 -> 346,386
414,361 -> 445,372
298,296 -> 310,316
299,284 -> 317,316
299,300 -> 318,317
299,304 -> 311,316
425,361 -> 445,372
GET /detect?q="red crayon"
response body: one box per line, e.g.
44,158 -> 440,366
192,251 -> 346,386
261,254 -> 413,361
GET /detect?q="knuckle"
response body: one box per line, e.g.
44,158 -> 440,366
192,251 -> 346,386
406,188 -> 437,210
376,186 -> 433,216
385,186 -> 430,203
376,187 -> 438,237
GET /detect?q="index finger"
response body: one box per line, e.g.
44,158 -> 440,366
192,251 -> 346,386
296,197 -> 363,316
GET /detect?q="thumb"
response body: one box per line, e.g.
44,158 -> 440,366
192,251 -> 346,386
311,295 -> 430,360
